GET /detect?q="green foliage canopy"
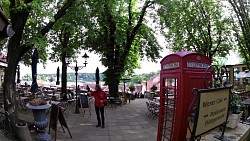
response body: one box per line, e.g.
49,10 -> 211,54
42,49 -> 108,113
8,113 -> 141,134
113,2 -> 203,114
228,0 -> 250,68
81,0 -> 162,76
157,0 -> 234,59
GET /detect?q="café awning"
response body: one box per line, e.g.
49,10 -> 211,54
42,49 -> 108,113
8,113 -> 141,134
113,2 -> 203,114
236,70 -> 250,78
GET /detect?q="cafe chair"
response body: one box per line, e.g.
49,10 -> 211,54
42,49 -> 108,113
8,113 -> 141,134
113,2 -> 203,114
113,98 -> 122,107
151,102 -> 159,119
58,101 -> 69,118
146,101 -> 154,118
67,93 -> 76,107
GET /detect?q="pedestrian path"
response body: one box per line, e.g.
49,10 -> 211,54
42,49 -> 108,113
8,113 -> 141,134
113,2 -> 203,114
0,134 -> 11,141
12,98 -> 250,141
19,99 -> 158,141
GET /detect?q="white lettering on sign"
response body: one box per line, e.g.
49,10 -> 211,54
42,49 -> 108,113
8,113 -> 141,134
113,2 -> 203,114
187,62 -> 209,68
163,62 -> 179,69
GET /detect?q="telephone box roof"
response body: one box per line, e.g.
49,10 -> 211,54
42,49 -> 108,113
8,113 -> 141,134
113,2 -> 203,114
175,51 -> 194,57
161,51 -> 208,64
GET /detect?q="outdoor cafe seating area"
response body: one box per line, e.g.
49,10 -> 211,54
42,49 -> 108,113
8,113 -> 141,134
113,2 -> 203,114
13,84 -> 137,116
145,92 -> 160,119
14,85 -> 82,116
232,87 -> 250,124
231,70 -> 250,124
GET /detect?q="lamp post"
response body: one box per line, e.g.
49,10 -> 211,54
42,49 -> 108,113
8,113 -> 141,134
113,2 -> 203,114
65,53 -> 89,114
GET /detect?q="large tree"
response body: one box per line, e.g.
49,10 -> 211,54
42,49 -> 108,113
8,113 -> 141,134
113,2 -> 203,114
48,0 -> 89,98
82,0 -> 162,97
228,0 -> 250,68
1,0 -> 75,136
157,0 -> 234,59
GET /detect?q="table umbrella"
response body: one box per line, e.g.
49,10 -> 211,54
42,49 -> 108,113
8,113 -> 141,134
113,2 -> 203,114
17,65 -> 20,83
236,70 -> 250,78
95,67 -> 100,84
30,48 -> 38,93
86,85 -> 90,92
56,66 -> 60,85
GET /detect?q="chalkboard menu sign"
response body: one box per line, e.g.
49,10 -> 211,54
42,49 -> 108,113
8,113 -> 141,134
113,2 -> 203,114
49,104 -> 59,132
49,104 -> 72,141
79,94 -> 89,108
79,94 -> 91,116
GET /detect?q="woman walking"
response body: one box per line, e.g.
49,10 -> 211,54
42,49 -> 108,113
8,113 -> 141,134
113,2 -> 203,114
90,84 -> 107,128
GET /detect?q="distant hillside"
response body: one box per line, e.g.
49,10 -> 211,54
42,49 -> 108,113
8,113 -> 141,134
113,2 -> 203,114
21,71 -> 159,83
21,73 -> 104,82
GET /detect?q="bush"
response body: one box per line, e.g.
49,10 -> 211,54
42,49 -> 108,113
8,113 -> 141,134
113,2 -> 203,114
230,94 -> 241,114
150,85 -> 157,92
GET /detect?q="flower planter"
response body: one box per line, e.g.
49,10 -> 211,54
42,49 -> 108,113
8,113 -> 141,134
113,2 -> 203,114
226,111 -> 243,128
26,103 -> 51,141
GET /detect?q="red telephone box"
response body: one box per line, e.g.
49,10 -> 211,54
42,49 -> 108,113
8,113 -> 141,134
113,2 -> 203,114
157,51 -> 212,141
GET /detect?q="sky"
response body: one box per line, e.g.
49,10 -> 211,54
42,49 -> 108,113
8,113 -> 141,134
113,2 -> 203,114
19,49 -> 242,78
19,51 -> 167,77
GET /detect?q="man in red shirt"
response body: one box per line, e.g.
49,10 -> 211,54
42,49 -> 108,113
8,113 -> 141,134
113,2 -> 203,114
90,84 -> 107,128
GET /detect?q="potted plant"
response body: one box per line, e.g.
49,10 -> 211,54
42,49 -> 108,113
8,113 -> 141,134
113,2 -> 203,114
245,84 -> 250,92
26,98 -> 52,140
226,94 -> 243,128
129,84 -> 135,100
150,85 -> 157,92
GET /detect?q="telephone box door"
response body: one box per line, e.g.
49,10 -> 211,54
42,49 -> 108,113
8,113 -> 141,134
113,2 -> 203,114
157,73 -> 180,141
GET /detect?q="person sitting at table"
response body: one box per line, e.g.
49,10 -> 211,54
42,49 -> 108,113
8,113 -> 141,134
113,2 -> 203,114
61,92 -> 67,101
89,84 -> 107,128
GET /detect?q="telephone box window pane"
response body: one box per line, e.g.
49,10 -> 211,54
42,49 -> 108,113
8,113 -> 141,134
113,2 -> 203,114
165,78 -> 177,88
162,77 -> 177,141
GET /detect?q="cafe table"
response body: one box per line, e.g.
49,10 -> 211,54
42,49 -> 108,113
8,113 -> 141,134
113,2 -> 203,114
241,98 -> 250,122
16,96 -> 30,111
107,96 -> 115,107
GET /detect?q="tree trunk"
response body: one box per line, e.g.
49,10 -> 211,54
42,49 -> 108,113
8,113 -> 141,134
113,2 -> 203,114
59,29 -> 70,100
61,51 -> 67,100
2,0 -> 75,139
3,7 -> 30,137
3,59 -> 18,138
3,36 -> 25,139
107,68 -> 120,98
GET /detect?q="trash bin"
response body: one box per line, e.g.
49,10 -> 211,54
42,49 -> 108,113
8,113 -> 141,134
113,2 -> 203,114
16,122 -> 32,141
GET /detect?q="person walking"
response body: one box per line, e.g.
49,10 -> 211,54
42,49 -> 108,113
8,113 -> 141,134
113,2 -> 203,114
90,84 -> 107,128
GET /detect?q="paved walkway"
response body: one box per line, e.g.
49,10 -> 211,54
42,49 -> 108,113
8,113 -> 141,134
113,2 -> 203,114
19,99 -> 158,141
2,98 -> 249,141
